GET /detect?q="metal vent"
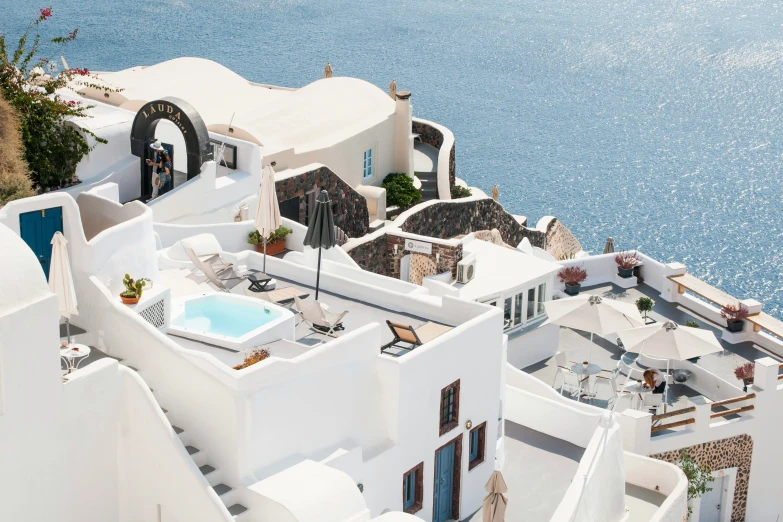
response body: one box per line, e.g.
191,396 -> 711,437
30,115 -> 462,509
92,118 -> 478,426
139,297 -> 166,329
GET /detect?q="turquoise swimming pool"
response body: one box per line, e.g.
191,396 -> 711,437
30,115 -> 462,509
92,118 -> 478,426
169,294 -> 294,351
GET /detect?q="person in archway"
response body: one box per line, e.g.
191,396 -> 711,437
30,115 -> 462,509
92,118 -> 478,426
157,149 -> 173,195
146,140 -> 165,199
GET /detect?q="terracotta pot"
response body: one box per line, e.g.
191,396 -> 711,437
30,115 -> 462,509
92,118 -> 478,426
255,240 -> 286,256
121,295 -> 140,305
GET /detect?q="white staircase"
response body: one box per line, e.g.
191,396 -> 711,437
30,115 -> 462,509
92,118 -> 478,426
120,361 -> 251,520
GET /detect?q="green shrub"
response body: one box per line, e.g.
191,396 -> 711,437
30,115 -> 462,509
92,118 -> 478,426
248,226 -> 292,245
0,8 -> 118,190
382,173 -> 421,209
450,185 -> 472,199
677,450 -> 714,519
685,320 -> 699,328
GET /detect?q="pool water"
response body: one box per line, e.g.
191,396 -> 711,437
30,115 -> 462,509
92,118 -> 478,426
172,295 -> 279,338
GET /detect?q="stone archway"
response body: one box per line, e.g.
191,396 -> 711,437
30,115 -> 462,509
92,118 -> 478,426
129,97 -> 213,199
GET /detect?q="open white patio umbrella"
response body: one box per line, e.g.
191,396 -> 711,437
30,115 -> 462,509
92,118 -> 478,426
48,232 -> 78,345
616,321 -> 723,408
482,470 -> 508,522
544,294 -> 645,361
254,163 -> 281,274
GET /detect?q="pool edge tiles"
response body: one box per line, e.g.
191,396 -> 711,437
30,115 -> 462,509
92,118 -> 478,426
168,293 -> 296,352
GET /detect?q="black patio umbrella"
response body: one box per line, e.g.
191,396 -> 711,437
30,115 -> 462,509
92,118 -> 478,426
303,190 -> 335,300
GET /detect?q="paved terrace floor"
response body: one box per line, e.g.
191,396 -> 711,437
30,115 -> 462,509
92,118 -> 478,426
516,282 -> 781,411
464,421 -> 665,522
163,270 -> 434,365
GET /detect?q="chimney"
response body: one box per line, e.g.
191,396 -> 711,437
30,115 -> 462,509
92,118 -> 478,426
394,90 -> 414,178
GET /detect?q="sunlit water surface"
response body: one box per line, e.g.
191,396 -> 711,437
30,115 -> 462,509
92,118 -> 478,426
6,0 -> 783,317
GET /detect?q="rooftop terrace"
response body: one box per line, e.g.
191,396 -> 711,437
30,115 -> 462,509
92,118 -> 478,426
517,282 -> 781,411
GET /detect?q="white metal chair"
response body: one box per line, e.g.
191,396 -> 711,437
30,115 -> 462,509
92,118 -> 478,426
594,371 -> 619,405
557,367 -> 582,399
552,351 -> 578,387
642,393 -> 664,415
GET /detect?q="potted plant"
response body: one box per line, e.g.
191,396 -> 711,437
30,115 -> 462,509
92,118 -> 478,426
233,347 -> 271,370
558,266 -> 588,296
635,296 -> 655,323
676,450 -> 714,519
720,303 -> 749,333
734,362 -> 754,391
248,226 -> 293,256
614,251 -> 640,278
120,274 -> 146,305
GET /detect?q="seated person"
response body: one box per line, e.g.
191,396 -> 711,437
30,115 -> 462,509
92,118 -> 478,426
643,368 -> 666,394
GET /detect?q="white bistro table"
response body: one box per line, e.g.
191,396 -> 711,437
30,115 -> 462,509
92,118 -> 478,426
571,363 -> 603,401
624,381 -> 653,410
60,344 -> 91,374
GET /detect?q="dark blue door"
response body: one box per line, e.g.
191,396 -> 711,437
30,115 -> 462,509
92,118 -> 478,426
19,207 -> 63,279
434,442 -> 455,522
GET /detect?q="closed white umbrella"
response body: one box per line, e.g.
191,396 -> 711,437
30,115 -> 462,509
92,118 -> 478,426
616,321 -> 723,410
544,294 -> 645,361
482,470 -> 508,522
254,163 -> 282,274
48,232 -> 78,345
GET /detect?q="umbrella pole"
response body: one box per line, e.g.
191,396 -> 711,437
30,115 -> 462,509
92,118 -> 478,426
589,332 -> 593,363
315,247 -> 322,301
664,359 -> 670,414
263,236 -> 267,274
66,317 -> 71,346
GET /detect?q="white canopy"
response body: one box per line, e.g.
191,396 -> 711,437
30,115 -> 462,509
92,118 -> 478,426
254,164 -> 281,237
544,294 -> 644,335
48,232 -> 78,318
617,321 -> 723,361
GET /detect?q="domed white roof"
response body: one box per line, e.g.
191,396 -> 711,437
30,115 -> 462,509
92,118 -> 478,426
0,223 -> 51,316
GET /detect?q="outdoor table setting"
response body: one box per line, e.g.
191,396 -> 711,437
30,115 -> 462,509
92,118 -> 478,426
623,380 -> 653,409
60,343 -> 91,374
570,362 -> 603,400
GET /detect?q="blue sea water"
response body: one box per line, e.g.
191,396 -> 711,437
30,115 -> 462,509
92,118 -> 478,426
6,0 -> 783,318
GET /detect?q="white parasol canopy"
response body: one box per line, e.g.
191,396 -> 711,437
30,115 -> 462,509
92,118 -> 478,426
545,294 -> 644,335
617,321 -> 723,361
482,470 -> 508,522
545,294 -> 645,362
48,232 -> 78,344
254,163 -> 282,273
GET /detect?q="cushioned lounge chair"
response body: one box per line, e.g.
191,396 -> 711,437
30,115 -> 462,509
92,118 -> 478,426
381,320 -> 452,355
294,296 -> 348,337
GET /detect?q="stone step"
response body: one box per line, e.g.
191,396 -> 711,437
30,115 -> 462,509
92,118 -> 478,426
227,504 -> 248,518
213,483 -> 232,496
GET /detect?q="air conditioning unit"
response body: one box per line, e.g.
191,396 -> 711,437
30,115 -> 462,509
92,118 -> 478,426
456,254 -> 477,284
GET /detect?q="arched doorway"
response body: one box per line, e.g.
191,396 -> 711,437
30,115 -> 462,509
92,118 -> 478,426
129,97 -> 213,200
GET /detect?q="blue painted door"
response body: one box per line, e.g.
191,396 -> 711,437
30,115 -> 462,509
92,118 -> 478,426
434,442 -> 455,522
19,207 -> 63,279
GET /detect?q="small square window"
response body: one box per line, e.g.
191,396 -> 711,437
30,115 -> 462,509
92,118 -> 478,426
468,422 -> 486,470
402,462 -> 423,514
439,380 -> 460,436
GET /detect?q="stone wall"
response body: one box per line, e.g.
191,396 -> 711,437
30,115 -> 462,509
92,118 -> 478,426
651,434 -> 753,522
344,233 -> 389,276
344,232 -> 463,281
275,165 -> 369,238
399,198 -> 546,248
543,218 -> 583,260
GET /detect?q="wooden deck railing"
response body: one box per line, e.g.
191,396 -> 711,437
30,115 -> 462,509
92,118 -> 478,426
778,363 -> 783,380
650,393 -> 756,433
651,406 -> 696,433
